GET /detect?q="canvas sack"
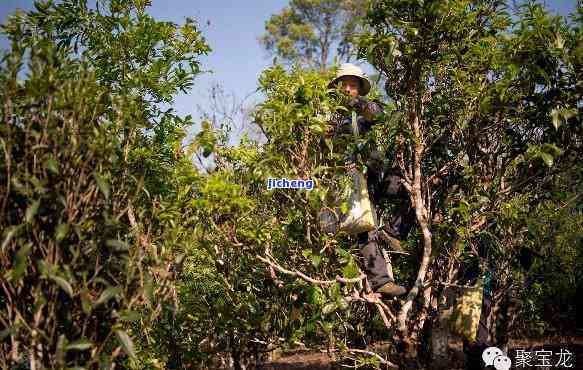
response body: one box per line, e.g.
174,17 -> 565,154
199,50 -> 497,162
319,111 -> 377,235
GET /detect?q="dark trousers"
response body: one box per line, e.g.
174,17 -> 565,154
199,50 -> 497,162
357,229 -> 390,290
356,165 -> 414,291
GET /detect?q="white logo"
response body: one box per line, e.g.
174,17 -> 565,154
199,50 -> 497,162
493,355 -> 512,370
483,346 -> 512,370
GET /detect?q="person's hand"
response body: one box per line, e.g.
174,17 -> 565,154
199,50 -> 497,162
349,96 -> 367,111
361,99 -> 383,121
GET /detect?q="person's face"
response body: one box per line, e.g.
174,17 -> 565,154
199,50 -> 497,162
338,76 -> 361,98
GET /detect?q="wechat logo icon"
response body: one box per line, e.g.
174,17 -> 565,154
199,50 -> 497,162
482,346 -> 512,370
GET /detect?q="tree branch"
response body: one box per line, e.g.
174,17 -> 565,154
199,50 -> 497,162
256,255 -> 366,286
328,348 -> 398,368
397,99 -> 433,341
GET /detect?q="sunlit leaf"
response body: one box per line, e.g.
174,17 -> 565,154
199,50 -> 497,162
51,275 -> 74,297
93,172 -> 110,199
66,339 -> 93,351
25,200 -> 40,223
106,239 -> 129,252
94,286 -> 122,307
55,223 -> 69,242
10,243 -> 32,281
322,302 -> 336,315
115,330 -> 136,358
46,157 -> 59,174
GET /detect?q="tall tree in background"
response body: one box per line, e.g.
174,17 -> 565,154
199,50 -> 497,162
259,0 -> 367,70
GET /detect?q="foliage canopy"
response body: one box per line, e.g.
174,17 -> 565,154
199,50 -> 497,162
1,0 -> 581,369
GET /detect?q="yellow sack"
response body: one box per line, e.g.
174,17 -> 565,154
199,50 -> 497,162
318,111 -> 377,235
448,278 -> 484,342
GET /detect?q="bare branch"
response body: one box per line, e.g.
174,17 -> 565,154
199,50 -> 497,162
347,289 -> 397,325
327,348 -> 398,368
256,255 -> 366,286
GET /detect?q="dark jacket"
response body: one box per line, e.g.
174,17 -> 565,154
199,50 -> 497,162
326,97 -> 385,171
331,97 -> 384,139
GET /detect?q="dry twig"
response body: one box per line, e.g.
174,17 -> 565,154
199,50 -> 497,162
256,255 -> 366,286
327,348 -> 398,368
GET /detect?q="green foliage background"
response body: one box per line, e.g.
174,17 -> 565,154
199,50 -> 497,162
0,0 -> 581,369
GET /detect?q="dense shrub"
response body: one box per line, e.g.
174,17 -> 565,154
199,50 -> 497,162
0,1 -> 209,368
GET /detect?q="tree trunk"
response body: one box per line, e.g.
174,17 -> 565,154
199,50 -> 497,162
396,106 -> 433,356
232,349 -> 242,370
430,287 -> 456,369
430,244 -> 462,368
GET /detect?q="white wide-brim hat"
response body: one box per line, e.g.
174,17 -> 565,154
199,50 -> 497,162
328,63 -> 371,96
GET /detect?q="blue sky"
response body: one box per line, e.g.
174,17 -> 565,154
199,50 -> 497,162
0,0 -> 579,135
145,1 -> 290,122
0,0 -> 290,130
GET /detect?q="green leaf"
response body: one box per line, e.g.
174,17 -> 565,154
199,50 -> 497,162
46,157 -> 59,174
307,286 -> 323,305
93,172 -> 110,199
81,290 -> 92,315
51,275 -> 74,297
9,243 -> 32,281
202,145 -> 213,157
551,108 -> 561,130
106,239 -> 129,252
340,201 -> 349,214
1,225 -> 20,251
25,200 -> 40,223
342,259 -> 359,279
561,108 -> 576,121
540,152 -> 554,167
324,138 -> 333,152
336,297 -> 349,311
144,274 -> 154,305
310,254 -> 322,268
66,339 -> 93,351
330,282 -> 343,300
94,286 -> 122,307
55,223 -> 70,242
0,326 -> 15,340
118,310 -> 141,322
476,195 -> 490,205
115,330 -> 136,359
36,259 -> 49,276
322,302 -> 336,315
